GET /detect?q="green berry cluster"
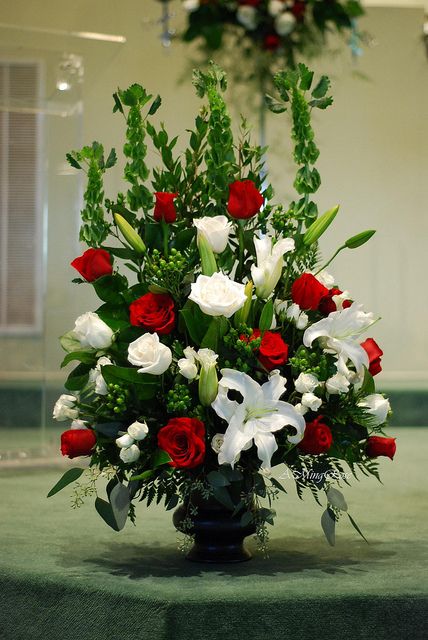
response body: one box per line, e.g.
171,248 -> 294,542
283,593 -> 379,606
147,248 -> 188,297
167,383 -> 192,414
289,348 -> 329,378
271,205 -> 296,236
224,326 -> 261,359
105,383 -> 130,415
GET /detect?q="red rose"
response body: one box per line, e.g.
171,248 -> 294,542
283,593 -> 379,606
243,329 -> 289,371
263,34 -> 281,50
157,417 -> 206,469
129,292 -> 175,335
361,338 -> 383,376
291,1 -> 306,19
366,436 -> 396,460
227,180 -> 264,220
298,416 -> 333,455
239,0 -> 261,5
154,192 -> 178,223
291,273 -> 329,311
318,288 -> 352,315
70,248 -> 112,282
61,429 -> 97,459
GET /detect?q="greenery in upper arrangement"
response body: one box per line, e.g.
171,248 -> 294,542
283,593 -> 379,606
49,62 -> 394,552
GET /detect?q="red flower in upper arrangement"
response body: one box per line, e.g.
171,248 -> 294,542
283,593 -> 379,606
227,180 -> 264,219
298,416 -> 333,455
291,1 -> 306,20
61,429 -> 97,459
239,0 -> 261,5
318,287 -> 352,316
366,436 -> 396,460
361,338 -> 383,376
71,248 -> 112,282
243,329 -> 289,371
263,34 -> 281,50
129,292 -> 175,335
154,192 -> 178,223
158,417 -> 206,469
291,273 -> 329,311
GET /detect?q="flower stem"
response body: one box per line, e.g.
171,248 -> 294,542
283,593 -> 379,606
314,245 -> 346,276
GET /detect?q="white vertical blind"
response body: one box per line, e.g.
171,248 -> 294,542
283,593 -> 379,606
0,61 -> 43,333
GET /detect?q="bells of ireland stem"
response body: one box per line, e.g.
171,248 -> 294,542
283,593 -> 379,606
234,281 -> 253,328
197,348 -> 218,407
114,213 -> 146,255
197,233 -> 217,276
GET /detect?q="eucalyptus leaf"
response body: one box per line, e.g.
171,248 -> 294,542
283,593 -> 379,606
207,470 -> 230,487
47,467 -> 84,498
93,422 -> 122,438
109,482 -> 130,531
240,511 -> 254,527
212,485 -> 235,510
326,487 -> 348,512
321,507 -> 336,546
348,513 -> 369,543
95,497 -> 120,531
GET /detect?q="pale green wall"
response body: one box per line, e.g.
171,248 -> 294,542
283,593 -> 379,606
0,2 -> 427,390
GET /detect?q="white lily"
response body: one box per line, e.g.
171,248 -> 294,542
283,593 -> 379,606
251,234 -> 295,299
303,302 -> 375,375
211,368 -> 305,471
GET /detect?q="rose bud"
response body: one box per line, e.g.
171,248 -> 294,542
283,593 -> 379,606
154,192 -> 178,223
227,179 -> 264,220
291,273 -> 329,311
127,420 -> 149,441
71,248 -> 112,282
263,33 -> 281,50
298,417 -> 333,455
361,338 -> 383,376
61,429 -> 97,459
196,348 -> 218,407
129,292 -> 175,335
157,417 -> 206,469
366,436 -> 396,460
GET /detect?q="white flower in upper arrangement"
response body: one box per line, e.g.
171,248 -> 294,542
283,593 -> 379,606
89,356 -> 112,395
189,272 -> 247,318
211,433 -> 225,454
275,12 -> 296,36
268,0 -> 284,17
251,234 -> 295,299
128,332 -> 172,375
301,392 -> 322,412
358,394 -> 391,427
119,444 -> 140,464
294,403 -> 308,416
182,0 -> 200,12
313,270 -> 335,289
178,347 -> 198,380
194,215 -> 232,254
72,312 -> 114,349
127,420 -> 149,441
303,302 -> 375,375
237,5 -> 258,30
295,372 -> 319,394
71,419 -> 87,430
278,301 -> 308,330
53,394 -> 79,421
212,368 -> 305,471
116,433 -> 134,448
326,372 -> 350,395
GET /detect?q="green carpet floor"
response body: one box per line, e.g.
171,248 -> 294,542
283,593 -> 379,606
0,427 -> 427,640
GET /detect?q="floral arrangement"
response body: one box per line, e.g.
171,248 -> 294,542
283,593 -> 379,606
180,0 -> 364,81
49,63 -> 395,550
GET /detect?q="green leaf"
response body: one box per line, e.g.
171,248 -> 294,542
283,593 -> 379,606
148,94 -> 162,115
298,64 -> 314,91
270,477 -> 287,493
201,316 -> 228,351
165,494 -> 180,511
93,422 -> 122,438
60,350 -> 95,368
47,468 -> 85,498
212,485 -> 236,511
101,366 -> 159,397
60,331 -> 84,353
348,513 -> 369,543
360,367 -> 375,396
219,465 -> 243,483
321,507 -> 336,546
259,299 -> 274,331
112,92 -> 124,114
309,97 -> 334,110
105,148 -> 117,169
311,75 -> 331,99
265,94 -> 287,114
207,470 -> 230,487
66,153 -> 82,170
240,511 -> 253,527
92,273 -> 128,304
95,497 -> 120,531
64,372 -> 89,391
152,449 -> 172,468
326,487 -> 348,511
109,482 -> 130,531
345,229 -> 376,249
179,303 -> 210,346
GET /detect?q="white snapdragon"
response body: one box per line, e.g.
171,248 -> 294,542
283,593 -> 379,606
53,394 -> 79,421
211,433 -> 225,454
71,419 -> 87,430
251,235 -> 295,299
301,393 -> 322,412
116,420 -> 149,464
326,372 -> 350,395
189,272 -> 247,318
72,312 -> 114,349
119,444 -> 141,464
127,420 -> 149,440
274,12 -> 296,36
294,403 -> 308,416
295,372 -> 319,394
89,356 -> 112,395
277,301 -> 308,330
128,333 -> 172,375
183,0 -> 199,12
178,346 -> 198,380
237,5 -> 257,30
358,394 -> 391,426
193,215 -> 232,254
268,0 -> 284,17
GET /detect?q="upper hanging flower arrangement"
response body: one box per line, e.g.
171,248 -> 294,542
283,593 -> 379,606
180,0 -> 365,80
49,63 -> 394,554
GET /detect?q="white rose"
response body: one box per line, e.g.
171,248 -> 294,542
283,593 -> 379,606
301,392 -> 322,412
268,0 -> 284,17
237,5 -> 257,30
128,333 -> 172,375
284,302 -> 308,329
274,12 -> 296,36
296,312 -> 308,330
178,357 -> 198,380
127,420 -> 149,441
183,0 -> 199,11
72,312 -> 114,349
116,433 -> 134,448
211,433 -> 224,454
189,272 -> 247,318
295,373 -> 318,394
119,444 -> 140,464
326,373 -> 350,395
194,215 -> 232,254
53,394 -> 78,421
89,356 -> 112,395
358,394 -> 391,426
